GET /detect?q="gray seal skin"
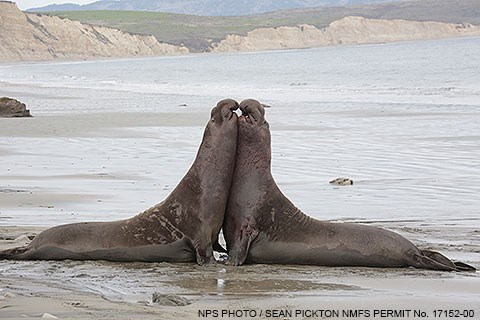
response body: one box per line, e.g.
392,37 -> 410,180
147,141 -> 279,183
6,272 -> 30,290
0,99 -> 239,265
223,99 -> 475,271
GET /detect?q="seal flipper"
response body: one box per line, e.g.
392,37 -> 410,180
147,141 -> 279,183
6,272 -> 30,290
453,261 -> 476,271
226,230 -> 258,266
418,250 -> 476,271
192,238 -> 215,265
421,250 -> 457,269
197,245 -> 215,265
225,242 -> 249,266
0,245 -> 30,260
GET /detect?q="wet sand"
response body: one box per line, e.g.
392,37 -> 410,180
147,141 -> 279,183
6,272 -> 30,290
1,278 -> 479,320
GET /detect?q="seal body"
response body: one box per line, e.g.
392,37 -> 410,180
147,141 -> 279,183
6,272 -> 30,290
1,99 -> 239,264
224,99 -> 475,271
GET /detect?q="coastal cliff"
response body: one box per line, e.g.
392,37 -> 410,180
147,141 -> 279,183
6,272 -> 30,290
212,16 -> 480,52
2,0 -> 480,62
0,1 -> 188,62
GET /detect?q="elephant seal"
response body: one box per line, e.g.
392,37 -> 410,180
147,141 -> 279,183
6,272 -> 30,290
223,99 -> 475,271
0,99 -> 239,265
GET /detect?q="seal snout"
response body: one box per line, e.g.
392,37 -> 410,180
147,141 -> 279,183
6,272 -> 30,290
239,99 -> 265,125
214,99 -> 239,121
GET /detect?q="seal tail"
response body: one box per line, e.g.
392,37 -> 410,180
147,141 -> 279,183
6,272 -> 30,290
417,250 -> 476,272
0,246 -> 29,260
453,261 -> 476,271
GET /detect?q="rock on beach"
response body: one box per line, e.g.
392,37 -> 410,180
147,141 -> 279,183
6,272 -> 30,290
0,97 -> 32,117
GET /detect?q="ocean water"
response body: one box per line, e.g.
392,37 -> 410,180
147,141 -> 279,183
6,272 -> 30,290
1,37 -> 479,303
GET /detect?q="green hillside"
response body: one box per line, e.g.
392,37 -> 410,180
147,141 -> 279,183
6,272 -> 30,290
48,11 -> 275,51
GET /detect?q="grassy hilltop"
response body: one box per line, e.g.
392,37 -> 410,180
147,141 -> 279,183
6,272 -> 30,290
46,11 -> 277,51
46,0 -> 480,52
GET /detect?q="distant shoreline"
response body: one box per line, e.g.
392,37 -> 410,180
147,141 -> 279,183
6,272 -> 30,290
2,0 -> 480,63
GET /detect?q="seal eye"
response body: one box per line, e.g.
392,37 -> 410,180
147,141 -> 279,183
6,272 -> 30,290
211,118 -> 215,123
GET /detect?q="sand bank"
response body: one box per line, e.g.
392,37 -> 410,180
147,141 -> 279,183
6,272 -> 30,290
0,112 -> 206,138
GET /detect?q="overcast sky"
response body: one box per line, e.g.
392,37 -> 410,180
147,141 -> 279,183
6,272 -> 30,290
15,1 -> 96,10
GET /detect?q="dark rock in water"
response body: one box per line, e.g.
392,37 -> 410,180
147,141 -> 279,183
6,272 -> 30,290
329,177 -> 353,186
0,97 -> 32,117
152,293 -> 191,306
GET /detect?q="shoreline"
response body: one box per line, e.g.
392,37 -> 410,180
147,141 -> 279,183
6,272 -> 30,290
1,34 -> 480,65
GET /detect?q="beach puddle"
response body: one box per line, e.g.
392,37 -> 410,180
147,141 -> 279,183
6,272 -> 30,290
0,259 -> 369,303
174,278 -> 358,296
162,265 -> 361,296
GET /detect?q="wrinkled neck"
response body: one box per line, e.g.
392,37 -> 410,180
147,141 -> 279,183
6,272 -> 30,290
194,125 -> 237,176
235,138 -> 272,176
165,126 -> 237,209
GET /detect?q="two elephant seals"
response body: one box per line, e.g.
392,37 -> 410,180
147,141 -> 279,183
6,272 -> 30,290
1,97 -> 475,271
0,99 -> 239,265
223,99 -> 475,271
